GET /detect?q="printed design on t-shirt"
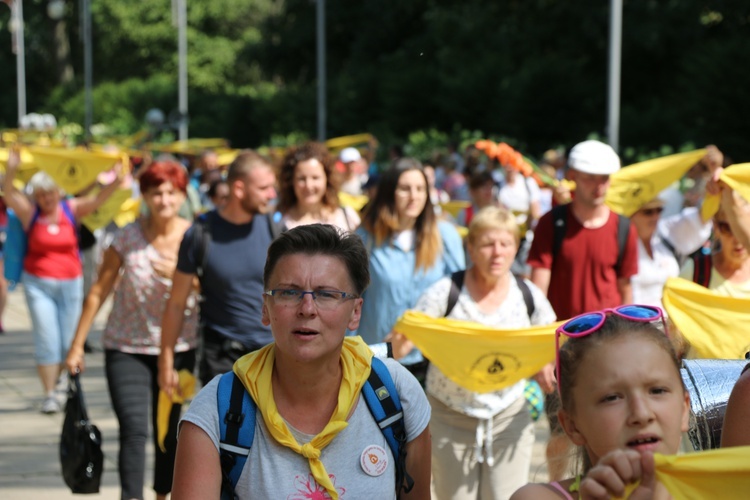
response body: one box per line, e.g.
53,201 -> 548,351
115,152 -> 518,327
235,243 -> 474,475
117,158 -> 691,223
287,473 -> 345,499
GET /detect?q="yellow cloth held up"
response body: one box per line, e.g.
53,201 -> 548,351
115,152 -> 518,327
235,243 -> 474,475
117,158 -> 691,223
394,311 -> 563,394
615,447 -> 750,499
81,188 -> 134,231
157,369 -> 196,453
701,163 -> 750,220
233,337 -> 373,500
439,200 -> 471,219
662,277 -> 750,359
606,149 -> 706,217
338,191 -> 369,212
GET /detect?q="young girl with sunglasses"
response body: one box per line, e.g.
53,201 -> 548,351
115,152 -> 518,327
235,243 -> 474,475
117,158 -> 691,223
511,305 -> 690,500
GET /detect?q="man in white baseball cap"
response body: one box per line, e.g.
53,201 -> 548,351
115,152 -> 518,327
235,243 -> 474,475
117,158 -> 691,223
338,147 -> 368,196
526,139 -> 638,480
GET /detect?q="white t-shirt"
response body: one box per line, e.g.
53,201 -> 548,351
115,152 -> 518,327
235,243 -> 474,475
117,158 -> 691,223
632,207 -> 713,308
414,275 -> 556,419
282,206 -> 361,232
180,359 -> 430,499
498,177 -> 540,225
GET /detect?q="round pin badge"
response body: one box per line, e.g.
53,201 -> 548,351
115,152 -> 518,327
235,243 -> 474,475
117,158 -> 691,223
360,444 -> 388,477
47,224 -> 60,235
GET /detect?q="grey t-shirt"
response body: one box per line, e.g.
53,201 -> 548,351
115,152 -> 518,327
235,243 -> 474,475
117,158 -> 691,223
181,358 -> 431,499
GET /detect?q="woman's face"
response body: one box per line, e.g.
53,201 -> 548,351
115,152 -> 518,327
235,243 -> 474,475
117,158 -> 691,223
293,159 -> 328,208
394,169 -> 428,222
33,189 -> 61,215
467,228 -> 517,280
143,181 -> 185,219
471,181 -> 497,209
559,335 -> 689,465
630,205 -> 664,241
715,212 -> 748,263
262,253 -> 362,366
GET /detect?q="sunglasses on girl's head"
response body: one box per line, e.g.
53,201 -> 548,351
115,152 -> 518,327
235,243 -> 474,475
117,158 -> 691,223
554,305 -> 668,391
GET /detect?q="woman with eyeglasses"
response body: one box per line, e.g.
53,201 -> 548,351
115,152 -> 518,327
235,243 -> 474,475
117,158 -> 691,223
276,142 -> 360,232
512,305 -> 690,500
173,224 -> 431,499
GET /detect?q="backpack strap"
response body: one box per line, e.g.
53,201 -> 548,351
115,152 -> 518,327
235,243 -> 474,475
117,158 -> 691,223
361,357 -> 414,497
551,204 -> 568,260
217,371 -> 256,500
193,212 -> 211,280
513,275 -> 535,320
691,252 -> 713,288
614,214 -> 631,272
445,270 -> 466,317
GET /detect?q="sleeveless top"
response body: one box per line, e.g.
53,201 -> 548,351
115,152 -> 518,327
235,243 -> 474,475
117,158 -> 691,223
24,201 -> 82,279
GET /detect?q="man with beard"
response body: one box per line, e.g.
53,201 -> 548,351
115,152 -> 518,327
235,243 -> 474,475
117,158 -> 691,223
159,150 -> 280,392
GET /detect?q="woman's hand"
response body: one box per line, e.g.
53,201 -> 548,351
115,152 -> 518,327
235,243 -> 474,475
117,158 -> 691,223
533,362 -> 556,394
383,331 -> 414,360
65,345 -> 86,375
6,146 -> 21,175
579,449 -> 656,500
152,254 -> 178,280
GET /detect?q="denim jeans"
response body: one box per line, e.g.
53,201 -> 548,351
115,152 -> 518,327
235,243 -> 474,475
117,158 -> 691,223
22,272 -> 83,365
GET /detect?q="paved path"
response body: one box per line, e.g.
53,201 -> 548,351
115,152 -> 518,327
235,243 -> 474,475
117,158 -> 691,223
0,287 -> 550,499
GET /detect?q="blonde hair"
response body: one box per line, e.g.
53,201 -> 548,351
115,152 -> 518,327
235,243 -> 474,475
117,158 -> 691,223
467,206 -> 520,246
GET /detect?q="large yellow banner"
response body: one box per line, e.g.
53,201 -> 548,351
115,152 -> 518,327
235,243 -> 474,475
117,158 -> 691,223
394,311 -> 562,393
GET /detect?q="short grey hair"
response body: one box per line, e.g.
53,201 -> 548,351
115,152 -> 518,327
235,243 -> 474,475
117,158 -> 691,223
27,171 -> 63,196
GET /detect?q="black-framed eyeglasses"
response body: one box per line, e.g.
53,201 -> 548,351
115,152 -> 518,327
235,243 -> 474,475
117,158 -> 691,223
263,288 -> 358,310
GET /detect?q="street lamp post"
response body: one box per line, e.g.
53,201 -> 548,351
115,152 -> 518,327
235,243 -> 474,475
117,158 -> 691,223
316,0 -> 326,142
5,0 -> 27,126
607,0 -> 623,152
175,0 -> 188,141
80,0 -> 93,142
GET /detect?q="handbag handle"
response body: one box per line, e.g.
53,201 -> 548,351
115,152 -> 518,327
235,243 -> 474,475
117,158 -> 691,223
68,372 -> 90,422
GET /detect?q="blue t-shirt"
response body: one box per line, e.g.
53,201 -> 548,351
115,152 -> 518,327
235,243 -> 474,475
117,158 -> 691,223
355,220 -> 465,346
177,211 -> 273,350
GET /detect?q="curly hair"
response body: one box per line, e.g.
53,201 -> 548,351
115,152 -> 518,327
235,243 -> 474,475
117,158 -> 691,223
276,142 -> 340,213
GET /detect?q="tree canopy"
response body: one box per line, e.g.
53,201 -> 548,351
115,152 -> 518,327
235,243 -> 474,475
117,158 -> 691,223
1,0 -> 748,161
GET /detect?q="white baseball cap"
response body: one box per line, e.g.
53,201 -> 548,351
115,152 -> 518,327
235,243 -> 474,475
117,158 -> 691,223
568,140 -> 620,175
339,147 -> 362,163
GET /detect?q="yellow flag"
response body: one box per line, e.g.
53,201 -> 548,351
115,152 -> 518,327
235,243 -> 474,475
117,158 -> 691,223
157,369 -> 196,453
662,277 -> 750,359
146,138 -> 228,155
439,200 -> 471,219
338,191 -> 369,212
325,133 -> 376,154
26,146 -> 125,195
81,188 -> 134,231
215,148 -> 240,166
113,198 -> 142,228
654,446 -> 750,499
701,163 -> 750,220
394,311 -> 562,393
0,147 -> 40,184
606,149 -> 706,217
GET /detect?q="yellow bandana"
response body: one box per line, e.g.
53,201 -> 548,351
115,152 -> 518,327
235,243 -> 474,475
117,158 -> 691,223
662,277 -> 750,359
232,337 -> 373,500
617,446 -> 750,499
605,149 -> 706,217
701,163 -> 750,220
395,311 -> 563,393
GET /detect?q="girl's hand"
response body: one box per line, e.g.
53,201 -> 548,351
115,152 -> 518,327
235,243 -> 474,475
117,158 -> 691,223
65,345 -> 86,375
579,449 -> 656,500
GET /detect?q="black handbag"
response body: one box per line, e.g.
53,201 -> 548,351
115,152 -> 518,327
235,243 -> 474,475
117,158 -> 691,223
59,373 -> 104,494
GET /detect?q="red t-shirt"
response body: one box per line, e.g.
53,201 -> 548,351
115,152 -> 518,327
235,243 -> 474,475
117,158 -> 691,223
24,202 -> 82,279
527,206 -> 638,320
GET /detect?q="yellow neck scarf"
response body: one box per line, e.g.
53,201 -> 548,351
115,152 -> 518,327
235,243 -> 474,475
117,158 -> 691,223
233,337 -> 373,500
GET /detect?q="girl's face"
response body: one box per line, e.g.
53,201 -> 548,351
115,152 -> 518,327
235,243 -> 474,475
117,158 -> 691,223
559,334 -> 689,465
293,158 -> 327,207
715,212 -> 748,263
394,169 -> 428,222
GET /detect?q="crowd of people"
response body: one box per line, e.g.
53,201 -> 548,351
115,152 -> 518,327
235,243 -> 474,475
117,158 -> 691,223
1,137 -> 749,500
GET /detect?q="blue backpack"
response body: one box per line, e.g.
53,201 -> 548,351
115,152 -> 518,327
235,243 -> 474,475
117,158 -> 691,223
216,356 -> 413,499
4,202 -> 77,290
